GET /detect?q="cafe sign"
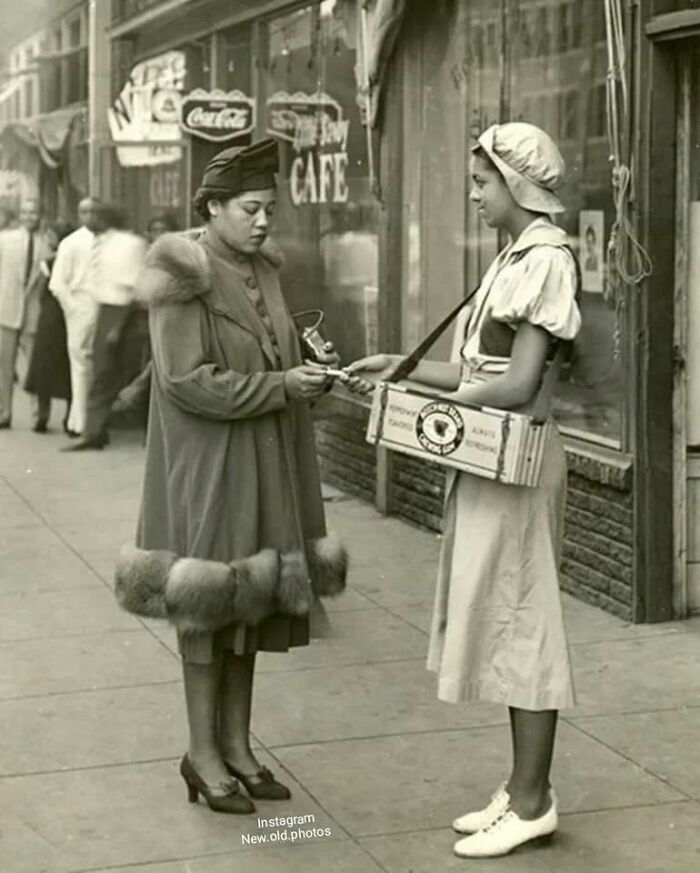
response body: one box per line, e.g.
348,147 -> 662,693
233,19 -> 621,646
180,89 -> 256,142
266,91 -> 350,206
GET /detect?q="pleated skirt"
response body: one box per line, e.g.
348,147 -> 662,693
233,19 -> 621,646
177,614 -> 310,664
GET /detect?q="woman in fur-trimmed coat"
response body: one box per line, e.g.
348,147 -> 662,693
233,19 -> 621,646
132,139 -> 345,814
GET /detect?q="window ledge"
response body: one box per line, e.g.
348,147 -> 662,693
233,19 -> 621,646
646,10 -> 700,42
563,437 -> 633,491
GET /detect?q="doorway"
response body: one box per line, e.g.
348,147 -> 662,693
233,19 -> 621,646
675,41 -> 700,615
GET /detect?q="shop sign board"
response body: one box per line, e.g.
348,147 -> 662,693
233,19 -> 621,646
179,89 -> 256,142
108,50 -> 186,168
266,91 -> 350,207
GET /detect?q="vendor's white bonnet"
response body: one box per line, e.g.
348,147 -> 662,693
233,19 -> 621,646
474,123 -> 566,214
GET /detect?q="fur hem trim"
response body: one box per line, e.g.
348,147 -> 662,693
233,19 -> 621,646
114,535 -> 347,632
307,532 -> 348,597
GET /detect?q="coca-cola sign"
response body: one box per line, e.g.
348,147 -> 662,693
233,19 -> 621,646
179,89 -> 256,142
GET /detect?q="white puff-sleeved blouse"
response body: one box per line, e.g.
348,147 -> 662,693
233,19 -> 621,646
457,218 -> 582,375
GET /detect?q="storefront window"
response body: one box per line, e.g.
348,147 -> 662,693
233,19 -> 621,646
263,1 -> 380,364
403,0 -> 623,446
509,0 -> 622,445
107,48 -> 195,234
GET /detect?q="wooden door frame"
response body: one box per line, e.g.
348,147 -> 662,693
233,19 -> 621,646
635,6 -> 677,622
673,54 -> 691,618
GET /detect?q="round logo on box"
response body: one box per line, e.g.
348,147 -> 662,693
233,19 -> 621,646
416,402 -> 465,456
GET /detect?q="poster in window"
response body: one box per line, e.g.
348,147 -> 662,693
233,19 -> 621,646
578,210 -> 605,293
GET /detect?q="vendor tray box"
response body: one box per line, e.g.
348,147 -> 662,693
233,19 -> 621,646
366,381 -> 551,487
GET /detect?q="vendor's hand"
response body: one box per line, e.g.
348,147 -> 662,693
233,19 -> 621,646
345,354 -> 392,374
343,354 -> 396,395
343,375 -> 376,395
284,365 -> 330,402
344,354 -> 400,391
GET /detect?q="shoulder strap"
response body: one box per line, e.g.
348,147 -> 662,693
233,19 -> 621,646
387,241 -> 582,423
387,283 -> 480,383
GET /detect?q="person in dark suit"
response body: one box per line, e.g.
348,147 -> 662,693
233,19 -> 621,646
24,221 -> 76,432
0,200 -> 52,428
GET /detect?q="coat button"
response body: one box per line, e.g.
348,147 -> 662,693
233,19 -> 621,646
246,276 -> 258,289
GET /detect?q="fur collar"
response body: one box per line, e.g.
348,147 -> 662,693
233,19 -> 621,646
135,229 -> 285,307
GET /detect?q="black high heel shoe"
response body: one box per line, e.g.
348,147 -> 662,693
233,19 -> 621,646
179,755 -> 255,814
224,761 -> 291,800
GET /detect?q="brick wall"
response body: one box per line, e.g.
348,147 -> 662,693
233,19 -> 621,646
389,454 -> 443,531
315,414 -> 376,505
561,454 -> 634,621
315,406 -> 635,620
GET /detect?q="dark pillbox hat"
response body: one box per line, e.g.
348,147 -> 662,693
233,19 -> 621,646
201,137 -> 279,193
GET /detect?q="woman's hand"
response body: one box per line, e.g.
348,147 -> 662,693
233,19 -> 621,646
313,341 -> 341,369
308,341 -> 341,392
284,365 -> 330,402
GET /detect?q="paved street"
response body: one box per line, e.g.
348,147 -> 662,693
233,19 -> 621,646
2,396 -> 700,873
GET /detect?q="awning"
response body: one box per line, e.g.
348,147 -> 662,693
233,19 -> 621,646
0,103 -> 87,169
356,0 -> 406,128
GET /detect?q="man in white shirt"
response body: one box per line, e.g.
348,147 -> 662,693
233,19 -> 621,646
50,197 -> 103,436
0,199 -> 52,428
65,205 -> 148,451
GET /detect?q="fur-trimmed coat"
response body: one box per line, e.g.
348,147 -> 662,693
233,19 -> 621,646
134,228 -> 330,601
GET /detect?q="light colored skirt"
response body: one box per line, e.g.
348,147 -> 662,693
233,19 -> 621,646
426,425 -> 575,711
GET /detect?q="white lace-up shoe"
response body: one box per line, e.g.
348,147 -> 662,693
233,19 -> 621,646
453,800 -> 558,858
452,783 -> 510,834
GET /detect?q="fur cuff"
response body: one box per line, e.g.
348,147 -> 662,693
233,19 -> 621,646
114,535 -> 348,632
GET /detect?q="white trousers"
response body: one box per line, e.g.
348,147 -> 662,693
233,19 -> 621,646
61,295 -> 98,434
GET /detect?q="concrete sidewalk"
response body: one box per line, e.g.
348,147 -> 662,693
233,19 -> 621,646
1,398 -> 700,873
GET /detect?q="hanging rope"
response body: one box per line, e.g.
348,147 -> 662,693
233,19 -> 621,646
359,1 -> 379,200
604,0 -> 653,292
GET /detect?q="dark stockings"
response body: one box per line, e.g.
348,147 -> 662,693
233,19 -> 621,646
505,707 -> 558,820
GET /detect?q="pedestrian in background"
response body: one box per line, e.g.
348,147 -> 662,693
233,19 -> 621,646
134,139 -> 343,815
348,123 -> 581,859
65,205 -> 147,451
50,197 -> 102,437
24,221 -> 75,432
110,212 -> 181,429
0,199 -> 51,429
0,205 -> 16,231
145,211 -> 178,244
